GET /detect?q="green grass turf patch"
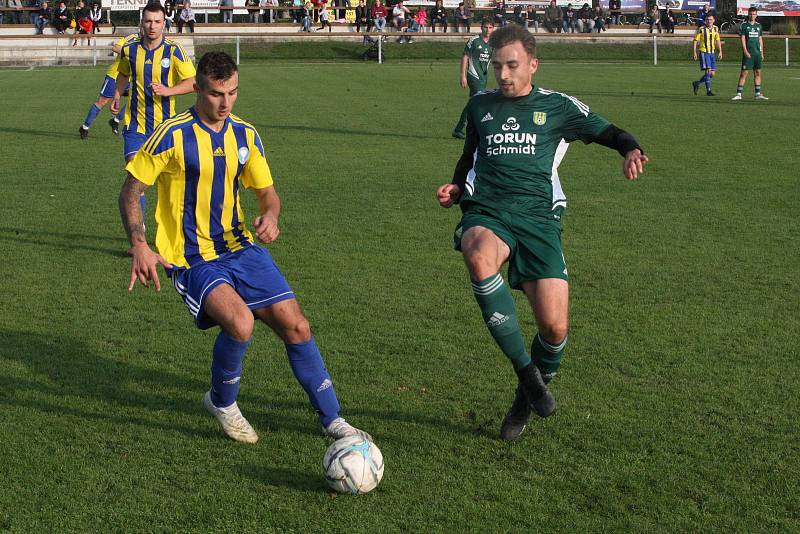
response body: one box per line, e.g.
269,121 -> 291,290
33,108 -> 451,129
0,61 -> 798,531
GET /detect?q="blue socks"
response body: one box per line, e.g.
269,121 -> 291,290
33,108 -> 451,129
286,338 -> 340,427
82,103 -> 102,129
210,331 -> 252,408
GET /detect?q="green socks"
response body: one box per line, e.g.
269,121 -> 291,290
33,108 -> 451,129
472,274 -> 532,371
531,333 -> 567,384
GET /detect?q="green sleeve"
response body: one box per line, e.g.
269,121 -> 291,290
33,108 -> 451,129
559,96 -> 611,144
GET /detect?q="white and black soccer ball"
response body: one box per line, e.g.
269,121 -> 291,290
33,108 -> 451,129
323,436 -> 384,494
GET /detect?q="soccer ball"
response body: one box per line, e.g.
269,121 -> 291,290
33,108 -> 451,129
323,436 -> 384,494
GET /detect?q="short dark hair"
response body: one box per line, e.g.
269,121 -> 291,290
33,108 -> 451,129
748,6 -> 757,13
480,16 -> 492,25
488,24 -> 537,58
142,1 -> 166,16
197,51 -> 239,89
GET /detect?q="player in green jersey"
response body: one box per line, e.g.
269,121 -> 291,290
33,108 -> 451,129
732,7 -> 768,101
437,25 -> 648,441
452,18 -> 494,140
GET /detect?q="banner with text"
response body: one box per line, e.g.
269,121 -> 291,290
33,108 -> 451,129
737,0 -> 799,16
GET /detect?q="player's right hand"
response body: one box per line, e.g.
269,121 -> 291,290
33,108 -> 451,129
110,97 -> 120,115
436,183 -> 461,208
128,243 -> 173,292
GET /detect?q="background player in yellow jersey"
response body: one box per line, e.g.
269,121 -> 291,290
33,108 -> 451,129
119,51 -> 372,445
77,33 -> 137,139
111,2 -> 195,218
692,14 -> 722,97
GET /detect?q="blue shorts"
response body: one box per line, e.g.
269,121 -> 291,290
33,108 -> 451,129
168,245 -> 296,330
122,128 -> 148,160
699,52 -> 716,70
99,75 -> 130,99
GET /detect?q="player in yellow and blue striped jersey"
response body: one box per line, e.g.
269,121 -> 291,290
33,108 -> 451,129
692,14 -> 722,97
119,51 -> 372,445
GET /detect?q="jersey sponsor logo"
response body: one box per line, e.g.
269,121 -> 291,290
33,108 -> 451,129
213,146 -> 225,157
533,112 -> 547,125
484,130 -> 537,157
481,112 -> 494,122
501,117 -> 520,131
238,146 -> 249,164
161,58 -> 171,68
486,312 -> 510,327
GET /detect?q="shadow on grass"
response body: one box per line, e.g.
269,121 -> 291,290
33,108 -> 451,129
258,123 -> 444,140
0,126 -> 77,139
237,465 -> 327,492
0,226 -> 128,257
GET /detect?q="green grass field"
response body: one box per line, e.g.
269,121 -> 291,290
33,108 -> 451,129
0,55 -> 798,531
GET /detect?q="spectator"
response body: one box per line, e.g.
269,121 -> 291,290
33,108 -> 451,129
300,0 -> 312,31
52,0 -> 70,33
262,0 -> 277,23
455,2 -> 470,32
429,0 -> 447,32
492,0 -> 506,27
72,0 -> 92,46
696,4 -> 714,27
648,3 -> 661,33
512,3 -> 524,25
663,7 -> 675,33
89,1 -> 101,31
165,1 -> 175,30
355,0 -> 368,32
178,0 -> 196,32
592,4 -> 605,31
392,0 -> 409,32
399,10 -> 420,42
292,0 -> 303,23
526,5 -> 538,32
562,2 -> 575,33
26,0 -> 40,27
608,0 -> 620,26
317,3 -> 330,30
576,2 -> 592,32
34,0 -> 50,33
372,0 -> 387,33
543,0 -> 560,32
414,6 -> 425,29
8,0 -> 23,24
311,0 -> 323,22
221,0 -> 233,23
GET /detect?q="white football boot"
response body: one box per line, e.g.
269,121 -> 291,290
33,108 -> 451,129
323,418 -> 373,442
755,93 -> 769,100
731,94 -> 742,100
203,390 -> 259,444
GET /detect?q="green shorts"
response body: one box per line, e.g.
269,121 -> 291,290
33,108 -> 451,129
454,206 -> 568,289
741,53 -> 762,71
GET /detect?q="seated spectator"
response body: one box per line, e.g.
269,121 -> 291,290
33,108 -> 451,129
317,3 -> 330,31
355,0 -> 368,32
399,11 -> 420,42
492,0 -> 506,27
592,4 -> 605,31
455,2 -> 470,33
648,4 -> 661,33
696,3 -> 711,27
543,0 -> 560,32
392,0 -> 409,32
34,0 -> 51,33
429,0 -> 447,32
512,4 -> 524,26
52,0 -> 71,33
562,3 -> 575,33
527,6 -> 538,32
165,1 -> 175,30
178,0 -> 196,32
414,6 -> 426,30
89,2 -> 101,32
292,0 -> 303,23
372,0 -> 387,33
608,0 -> 620,26
576,3 -> 593,32
663,7 -> 675,33
221,0 -> 233,23
72,0 -> 92,46
8,0 -> 24,24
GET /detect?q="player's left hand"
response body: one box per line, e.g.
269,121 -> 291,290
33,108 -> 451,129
623,149 -> 648,180
150,82 -> 170,96
254,214 -> 280,244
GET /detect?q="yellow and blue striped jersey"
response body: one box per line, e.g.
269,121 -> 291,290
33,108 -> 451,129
695,25 -> 720,53
117,36 -> 196,135
125,109 -> 273,268
105,33 -> 138,79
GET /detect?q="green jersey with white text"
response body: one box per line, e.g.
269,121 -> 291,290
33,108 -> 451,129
463,35 -> 492,86
739,21 -> 762,55
454,87 -> 611,217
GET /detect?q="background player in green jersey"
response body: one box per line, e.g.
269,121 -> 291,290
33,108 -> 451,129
732,7 -> 768,101
437,25 -> 648,441
452,18 -> 494,140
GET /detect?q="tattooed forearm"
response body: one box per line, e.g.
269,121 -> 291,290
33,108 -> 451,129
119,173 -> 149,247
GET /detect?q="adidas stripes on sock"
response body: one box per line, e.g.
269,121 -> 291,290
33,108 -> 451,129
472,273 -> 532,371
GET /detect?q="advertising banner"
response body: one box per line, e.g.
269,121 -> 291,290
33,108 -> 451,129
597,0 -> 648,12
736,0 -> 800,16
102,0 -> 250,14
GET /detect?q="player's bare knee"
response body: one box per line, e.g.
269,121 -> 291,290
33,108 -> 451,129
464,251 -> 496,281
539,323 -> 568,345
227,313 -> 254,342
282,315 -> 312,343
